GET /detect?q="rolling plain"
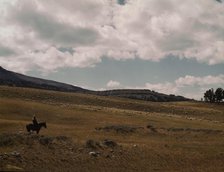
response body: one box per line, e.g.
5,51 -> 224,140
0,86 -> 224,171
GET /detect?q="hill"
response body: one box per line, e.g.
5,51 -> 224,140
0,66 -> 86,93
96,89 -> 189,102
0,66 -> 190,102
0,86 -> 223,171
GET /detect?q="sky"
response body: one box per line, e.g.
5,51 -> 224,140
0,0 -> 224,100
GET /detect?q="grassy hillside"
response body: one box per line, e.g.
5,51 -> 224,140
0,86 -> 224,171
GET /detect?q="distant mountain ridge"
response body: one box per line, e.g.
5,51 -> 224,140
0,66 -> 86,93
95,89 -> 189,102
0,66 -> 190,102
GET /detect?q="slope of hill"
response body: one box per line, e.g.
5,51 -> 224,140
0,86 -> 223,171
0,66 -> 190,102
0,66 -> 86,92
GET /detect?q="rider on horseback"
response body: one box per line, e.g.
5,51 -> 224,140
26,115 -> 46,134
32,115 -> 38,127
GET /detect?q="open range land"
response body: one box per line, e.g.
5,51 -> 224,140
0,86 -> 224,171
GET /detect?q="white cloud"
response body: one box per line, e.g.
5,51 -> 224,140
8,0 -> 100,46
143,74 -> 224,99
0,0 -> 224,72
175,75 -> 224,87
107,80 -> 121,88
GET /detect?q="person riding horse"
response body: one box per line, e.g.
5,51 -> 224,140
26,115 -> 47,134
33,115 -> 38,127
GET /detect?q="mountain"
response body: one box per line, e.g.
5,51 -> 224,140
0,66 -> 86,93
0,66 -> 190,102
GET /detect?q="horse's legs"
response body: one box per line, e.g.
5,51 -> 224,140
26,125 -> 30,132
36,129 -> 40,134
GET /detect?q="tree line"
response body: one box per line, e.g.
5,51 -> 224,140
204,88 -> 224,103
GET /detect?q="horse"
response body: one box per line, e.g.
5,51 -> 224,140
26,122 -> 47,134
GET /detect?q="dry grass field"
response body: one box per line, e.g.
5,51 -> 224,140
0,86 -> 224,171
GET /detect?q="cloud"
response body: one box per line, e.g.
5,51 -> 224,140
107,80 -> 121,88
143,74 -> 224,99
114,0 -> 224,63
0,0 -> 224,72
8,0 -> 100,47
175,75 -> 224,87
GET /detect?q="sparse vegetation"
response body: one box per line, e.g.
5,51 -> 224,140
0,86 -> 224,171
95,125 -> 143,133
